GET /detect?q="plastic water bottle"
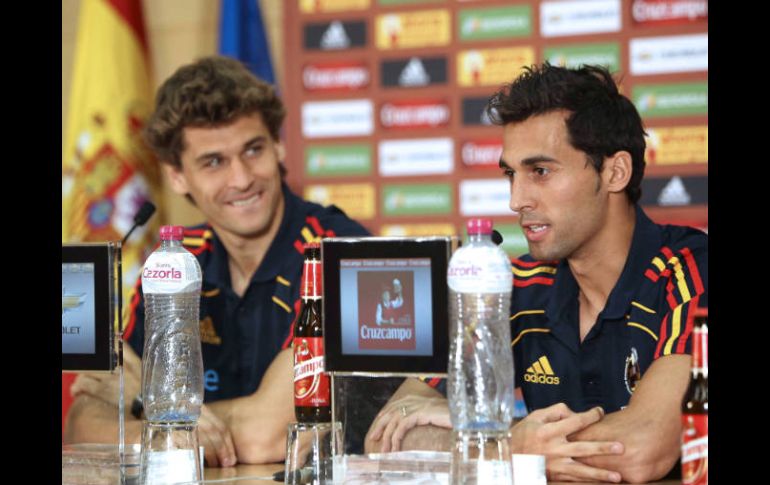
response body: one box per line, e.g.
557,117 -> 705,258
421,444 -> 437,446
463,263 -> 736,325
447,218 -> 514,430
447,218 -> 514,484
140,225 -> 203,423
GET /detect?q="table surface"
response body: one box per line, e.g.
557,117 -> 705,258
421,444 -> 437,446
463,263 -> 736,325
204,463 -> 679,484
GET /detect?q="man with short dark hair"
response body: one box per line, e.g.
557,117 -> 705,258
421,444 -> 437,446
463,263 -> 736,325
65,56 -> 369,466
366,63 -> 708,483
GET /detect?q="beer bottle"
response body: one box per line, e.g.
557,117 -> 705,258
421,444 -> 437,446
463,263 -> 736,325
681,309 -> 708,485
293,242 -> 331,422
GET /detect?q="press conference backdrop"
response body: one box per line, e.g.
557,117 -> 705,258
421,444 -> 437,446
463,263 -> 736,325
280,0 -> 708,256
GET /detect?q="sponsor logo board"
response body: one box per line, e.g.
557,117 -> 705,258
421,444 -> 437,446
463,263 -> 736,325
380,99 -> 451,129
459,5 -> 532,41
376,10 -> 451,50
302,99 -> 373,138
381,56 -> 447,88
630,34 -> 708,75
633,82 -> 708,118
541,0 -> 621,37
304,183 -> 376,219
379,137 -> 453,176
458,47 -> 534,87
631,0 -> 708,26
382,184 -> 453,216
460,178 -> 511,216
303,61 -> 370,91
305,144 -> 372,176
304,20 -> 367,50
544,42 -> 620,73
645,126 -> 708,165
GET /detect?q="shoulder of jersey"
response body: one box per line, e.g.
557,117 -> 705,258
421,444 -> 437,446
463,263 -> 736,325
511,254 -> 559,289
640,225 -> 707,306
180,224 -> 214,256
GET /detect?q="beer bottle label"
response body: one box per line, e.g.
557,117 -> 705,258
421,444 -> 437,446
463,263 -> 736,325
293,336 -> 330,406
681,414 -> 708,485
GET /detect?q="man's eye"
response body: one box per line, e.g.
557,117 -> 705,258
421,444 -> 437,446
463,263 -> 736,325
245,145 -> 263,158
205,157 -> 222,168
534,167 -> 550,177
503,169 -> 515,179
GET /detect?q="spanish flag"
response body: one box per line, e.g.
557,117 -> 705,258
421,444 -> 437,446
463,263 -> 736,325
62,0 -> 163,307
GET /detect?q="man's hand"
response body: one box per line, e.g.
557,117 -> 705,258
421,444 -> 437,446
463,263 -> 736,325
197,405 -> 237,467
510,403 -> 624,483
365,381 -> 452,453
70,345 -> 142,408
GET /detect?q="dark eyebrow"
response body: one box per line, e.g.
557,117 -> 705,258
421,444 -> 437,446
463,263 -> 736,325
195,151 -> 222,164
243,135 -> 267,148
499,155 -> 559,169
194,136 -> 267,163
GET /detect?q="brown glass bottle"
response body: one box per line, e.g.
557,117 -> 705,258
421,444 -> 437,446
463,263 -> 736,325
293,243 -> 331,422
681,311 -> 708,485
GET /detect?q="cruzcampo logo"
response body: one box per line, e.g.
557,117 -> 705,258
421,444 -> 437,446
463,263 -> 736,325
305,144 -> 372,177
382,184 -> 452,216
544,42 -> 620,73
459,5 -> 532,41
633,82 -> 708,118
495,223 -> 530,258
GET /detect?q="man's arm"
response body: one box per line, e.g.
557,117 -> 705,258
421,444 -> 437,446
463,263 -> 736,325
366,378 -> 625,483
204,347 -> 296,464
365,377 -> 452,453
571,354 -> 690,483
65,345 -> 238,467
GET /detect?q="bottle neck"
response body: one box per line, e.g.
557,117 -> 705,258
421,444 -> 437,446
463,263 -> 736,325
160,239 -> 183,249
467,233 -> 492,244
301,257 -> 322,300
691,321 -> 708,377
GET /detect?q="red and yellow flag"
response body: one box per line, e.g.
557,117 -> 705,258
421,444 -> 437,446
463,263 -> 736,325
62,0 -> 164,305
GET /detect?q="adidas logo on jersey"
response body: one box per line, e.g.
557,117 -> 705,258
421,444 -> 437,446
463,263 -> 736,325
524,355 -> 560,385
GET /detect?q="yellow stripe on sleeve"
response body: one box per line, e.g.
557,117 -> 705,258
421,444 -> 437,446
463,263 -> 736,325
668,256 -> 692,302
663,304 -> 683,355
301,227 -> 318,243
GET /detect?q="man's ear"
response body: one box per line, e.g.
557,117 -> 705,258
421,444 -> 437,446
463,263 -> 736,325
275,140 -> 286,162
162,163 -> 189,195
603,151 -> 633,194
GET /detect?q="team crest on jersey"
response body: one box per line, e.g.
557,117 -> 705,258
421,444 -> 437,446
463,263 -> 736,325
624,347 -> 641,395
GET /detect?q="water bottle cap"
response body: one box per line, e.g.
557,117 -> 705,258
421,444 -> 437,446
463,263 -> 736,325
159,225 -> 184,241
466,218 -> 493,236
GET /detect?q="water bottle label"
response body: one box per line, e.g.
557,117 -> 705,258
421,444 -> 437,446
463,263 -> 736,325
142,252 -> 200,293
447,247 -> 512,293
